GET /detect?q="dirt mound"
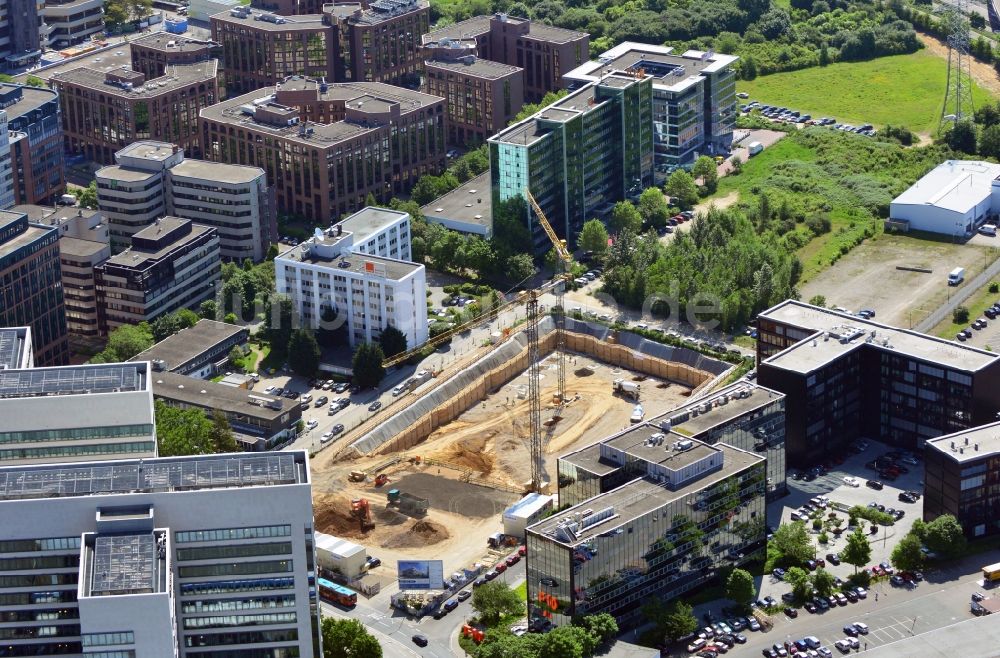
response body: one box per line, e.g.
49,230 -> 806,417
435,434 -> 495,474
381,519 -> 450,549
314,494 -> 371,539
574,367 -> 594,376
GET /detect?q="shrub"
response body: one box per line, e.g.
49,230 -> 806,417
990,282 -> 999,293
953,306 -> 970,324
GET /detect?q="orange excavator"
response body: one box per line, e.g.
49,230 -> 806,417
350,498 -> 374,531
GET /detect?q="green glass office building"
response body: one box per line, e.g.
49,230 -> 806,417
488,71 -> 653,250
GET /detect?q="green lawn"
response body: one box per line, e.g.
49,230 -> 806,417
513,581 -> 527,601
738,51 -> 994,134
933,282 -> 1000,341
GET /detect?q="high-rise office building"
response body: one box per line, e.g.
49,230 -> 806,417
0,361 -> 156,464
755,300 -> 1000,467
0,209 -> 68,365
42,0 -> 104,48
1,82 -> 65,205
489,71 -> 653,251
564,42 -> 738,174
0,111 -> 13,209
0,450 -> 320,657
0,0 -> 47,70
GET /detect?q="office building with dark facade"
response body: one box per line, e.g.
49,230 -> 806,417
0,209 -> 68,365
924,423 -> 1000,539
489,71 -> 653,251
0,0 -> 47,70
423,39 -> 523,146
529,434 -> 765,627
0,83 -> 64,205
94,217 -> 221,333
51,60 -> 219,164
423,13 -> 588,101
212,0 -> 429,96
200,75 -> 445,222
755,300 -> 1000,467
130,33 -> 221,80
564,41 -> 738,176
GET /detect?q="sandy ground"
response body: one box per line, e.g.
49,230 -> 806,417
798,234 -> 994,328
919,32 -> 1000,98
309,353 -> 694,576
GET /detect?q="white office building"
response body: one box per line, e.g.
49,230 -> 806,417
0,326 -> 32,369
0,361 -> 157,465
0,450 -> 320,657
97,141 -> 275,260
890,160 -> 1000,237
276,207 -> 428,349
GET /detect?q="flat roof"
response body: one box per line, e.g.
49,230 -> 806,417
525,21 -> 587,43
347,0 -> 429,26
425,55 -> 521,79
604,425 -> 720,468
131,320 -> 245,371
420,172 -> 492,228
564,42 -> 737,91
96,164 -> 160,183
151,371 -> 297,421
862,614 -> 1000,657
60,236 -> 109,258
423,15 -> 491,41
664,382 -> 784,437
0,328 -> 30,370
0,222 -> 53,260
169,159 -> 264,184
891,160 -> 1000,215
23,44 -> 134,83
104,219 -> 213,267
200,80 -> 441,147
210,10 -> 327,30
759,300 -> 1000,374
339,206 -> 408,240
504,493 -> 553,519
116,140 -> 180,163
0,84 -> 58,121
51,60 -> 217,97
0,451 -> 307,501
529,443 -> 761,546
315,532 -> 365,557
91,533 -> 158,595
559,443 -> 620,477
926,420 -> 1000,462
278,244 -> 421,280
0,362 -> 148,398
130,33 -> 218,54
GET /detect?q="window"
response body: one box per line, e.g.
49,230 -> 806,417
176,526 -> 291,543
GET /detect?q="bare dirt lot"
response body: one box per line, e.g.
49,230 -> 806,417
309,353 -> 696,575
798,233 -> 995,328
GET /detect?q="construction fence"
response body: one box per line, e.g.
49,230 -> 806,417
347,317 -> 732,457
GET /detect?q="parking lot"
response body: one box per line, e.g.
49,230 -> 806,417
740,101 -> 878,137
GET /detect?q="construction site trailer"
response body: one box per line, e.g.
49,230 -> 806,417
503,493 -> 554,538
314,532 -> 368,580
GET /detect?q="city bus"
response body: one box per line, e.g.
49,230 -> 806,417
318,578 -> 357,607
983,562 -> 1000,583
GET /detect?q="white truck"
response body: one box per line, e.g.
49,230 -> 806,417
948,267 -> 965,286
613,378 -> 641,401
747,141 -> 763,157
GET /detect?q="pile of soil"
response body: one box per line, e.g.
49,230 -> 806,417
381,519 -> 450,549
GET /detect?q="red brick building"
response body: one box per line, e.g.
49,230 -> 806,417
51,60 -> 219,164
199,76 -> 445,222
0,83 -> 64,205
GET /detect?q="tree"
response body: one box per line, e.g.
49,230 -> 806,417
154,400 -> 215,456
77,181 -> 98,210
771,521 -> 816,566
924,514 -> 967,558
93,323 -> 154,362
224,312 -> 238,324
947,120 -> 977,154
539,627 -> 583,658
228,345 -> 245,367
506,253 -> 536,284
954,306 -> 970,324
378,326 -> 408,358
266,243 -> 280,261
664,169 -> 699,209
352,342 -> 386,389
841,527 -> 872,575
266,295 -> 295,359
151,314 -> 180,342
288,329 -> 321,377
580,613 -> 618,645
321,617 -> 383,658
637,188 -> 670,229
981,124 -> 1000,159
692,156 -> 719,194
471,581 -> 523,625
971,12 -> 986,28
609,201 -> 642,235
785,566 -> 813,603
890,532 -> 925,572
210,410 -> 238,453
578,219 -> 610,256
808,295 -> 826,307
725,568 -> 755,608
645,599 -> 698,644
811,568 -> 835,597
200,299 -> 219,321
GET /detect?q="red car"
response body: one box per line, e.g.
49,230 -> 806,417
518,545 -> 527,556
505,554 -> 520,566
871,565 -> 883,576
494,563 -> 507,574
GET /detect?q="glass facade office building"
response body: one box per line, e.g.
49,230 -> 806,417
489,71 -> 653,251
529,440 -> 765,627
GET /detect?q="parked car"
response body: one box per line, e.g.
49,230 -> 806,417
412,634 -> 429,647
457,589 -> 472,601
826,553 -> 841,565
368,400 -> 382,412
866,480 -> 884,490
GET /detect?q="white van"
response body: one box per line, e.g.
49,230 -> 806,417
979,224 -> 997,237
948,267 -> 965,286
747,141 -> 763,156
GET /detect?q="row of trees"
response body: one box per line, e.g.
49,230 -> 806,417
153,400 -> 238,456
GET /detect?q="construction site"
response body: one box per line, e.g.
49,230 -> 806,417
310,319 -> 735,581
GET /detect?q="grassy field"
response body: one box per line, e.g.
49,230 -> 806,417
932,281 -> 1000,339
737,51 -> 994,134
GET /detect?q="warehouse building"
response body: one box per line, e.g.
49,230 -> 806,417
889,160 -> 1000,237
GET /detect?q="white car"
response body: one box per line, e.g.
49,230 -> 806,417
846,637 -> 859,650
834,640 -> 851,653
843,476 -> 860,487
306,419 -> 319,430
320,432 -> 335,444
855,587 -> 867,599
264,385 -> 276,394
853,622 -> 869,635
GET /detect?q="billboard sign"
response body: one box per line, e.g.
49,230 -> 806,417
397,560 -> 445,590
